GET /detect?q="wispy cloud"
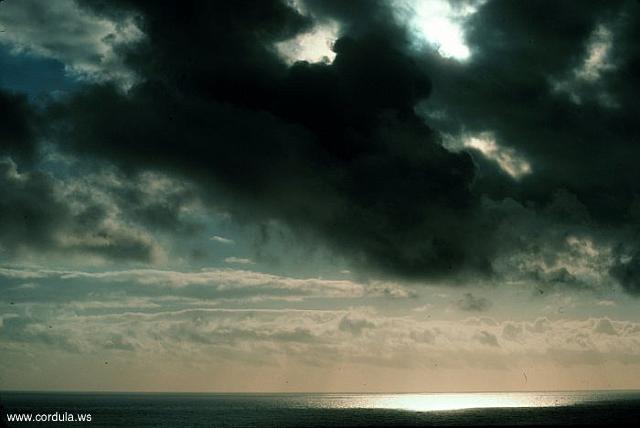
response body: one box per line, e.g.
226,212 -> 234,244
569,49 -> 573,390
210,235 -> 235,245
224,257 -> 254,265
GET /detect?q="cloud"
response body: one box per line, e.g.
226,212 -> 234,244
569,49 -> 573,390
431,1 -> 640,275
412,1 -> 640,291
444,132 -> 532,179
80,168 -> 202,235
593,318 -> 617,336
501,322 -> 523,342
210,236 -> 235,245
392,0 -> 483,60
0,266 -> 371,303
551,23 -> 617,106
275,18 -> 339,64
0,158 -> 162,263
338,315 -> 375,336
3,302 -> 640,376
475,330 -> 499,347
0,0 -> 142,86
609,252 -> 640,296
224,257 -> 255,265
456,293 -> 492,312
1,0 -> 640,296
0,90 -> 37,163
482,192 -> 620,292
44,0 -> 492,282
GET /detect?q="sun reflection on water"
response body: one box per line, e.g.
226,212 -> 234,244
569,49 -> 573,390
371,393 -> 532,411
340,393 -> 578,412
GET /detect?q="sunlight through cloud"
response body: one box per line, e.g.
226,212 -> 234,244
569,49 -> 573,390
275,20 -> 339,64
392,0 -> 484,60
444,132 -> 532,179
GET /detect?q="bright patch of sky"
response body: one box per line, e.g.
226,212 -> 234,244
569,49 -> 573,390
392,0 -> 484,60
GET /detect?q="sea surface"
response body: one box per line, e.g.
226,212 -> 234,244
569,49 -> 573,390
2,390 -> 639,427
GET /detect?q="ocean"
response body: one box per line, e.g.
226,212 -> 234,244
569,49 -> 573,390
1,390 -> 638,427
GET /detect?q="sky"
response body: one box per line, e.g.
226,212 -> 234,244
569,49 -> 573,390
1,0 -> 640,393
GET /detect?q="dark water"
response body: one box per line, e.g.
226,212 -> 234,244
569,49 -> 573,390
2,391 -> 639,427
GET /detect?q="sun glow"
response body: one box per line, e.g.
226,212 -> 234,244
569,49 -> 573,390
392,0 -> 484,60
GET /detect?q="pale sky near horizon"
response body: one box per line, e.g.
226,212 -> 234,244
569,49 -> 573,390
2,0 -> 640,392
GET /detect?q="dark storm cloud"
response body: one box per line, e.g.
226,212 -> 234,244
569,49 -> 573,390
4,0 -> 639,292
0,89 -> 36,162
46,0 -> 492,280
420,0 -> 640,218
413,0 -> 640,292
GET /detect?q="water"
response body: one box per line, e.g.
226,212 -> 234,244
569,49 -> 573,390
2,390 -> 639,427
